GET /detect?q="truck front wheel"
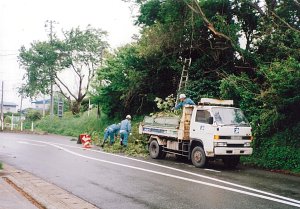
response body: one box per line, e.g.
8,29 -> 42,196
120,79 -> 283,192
191,146 -> 206,168
149,140 -> 164,159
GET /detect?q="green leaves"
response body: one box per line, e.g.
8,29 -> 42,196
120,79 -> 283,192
18,41 -> 59,97
154,94 -> 175,111
18,25 -> 108,114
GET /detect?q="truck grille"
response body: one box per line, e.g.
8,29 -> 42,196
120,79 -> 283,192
227,144 -> 244,147
219,136 -> 251,140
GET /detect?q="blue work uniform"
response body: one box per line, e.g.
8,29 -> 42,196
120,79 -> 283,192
175,98 -> 195,110
103,124 -> 120,144
119,119 -> 131,147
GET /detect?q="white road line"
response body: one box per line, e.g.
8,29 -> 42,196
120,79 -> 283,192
17,141 -> 46,147
204,168 -> 221,173
27,139 -> 300,205
29,140 -> 300,208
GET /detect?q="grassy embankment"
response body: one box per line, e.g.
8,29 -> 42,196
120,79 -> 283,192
34,109 -> 148,157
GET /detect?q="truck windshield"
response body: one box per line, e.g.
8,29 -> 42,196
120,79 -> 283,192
211,107 -> 250,126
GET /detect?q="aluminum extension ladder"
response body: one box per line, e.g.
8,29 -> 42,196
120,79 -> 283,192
176,58 -> 192,105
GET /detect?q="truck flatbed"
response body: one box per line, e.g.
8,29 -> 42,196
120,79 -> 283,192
140,116 -> 179,138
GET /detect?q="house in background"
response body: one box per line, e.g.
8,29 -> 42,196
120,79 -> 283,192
31,99 -> 50,111
0,102 -> 18,113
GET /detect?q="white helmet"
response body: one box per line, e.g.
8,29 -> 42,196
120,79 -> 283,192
126,115 -> 131,120
179,94 -> 186,99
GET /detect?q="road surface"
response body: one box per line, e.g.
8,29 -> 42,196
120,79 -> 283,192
0,132 -> 299,209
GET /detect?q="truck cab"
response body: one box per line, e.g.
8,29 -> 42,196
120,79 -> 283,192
188,99 -> 253,167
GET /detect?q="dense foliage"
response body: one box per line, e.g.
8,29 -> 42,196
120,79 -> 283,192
92,0 -> 300,172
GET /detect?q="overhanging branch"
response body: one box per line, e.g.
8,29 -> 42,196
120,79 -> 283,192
185,0 -> 233,45
271,11 -> 300,33
55,75 -> 78,100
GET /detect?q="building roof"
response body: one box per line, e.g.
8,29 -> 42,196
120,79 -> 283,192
31,99 -> 51,104
0,102 -> 18,107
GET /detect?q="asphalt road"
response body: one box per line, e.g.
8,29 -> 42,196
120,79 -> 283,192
0,132 -> 299,209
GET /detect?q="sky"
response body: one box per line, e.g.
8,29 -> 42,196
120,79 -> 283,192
0,0 -> 139,109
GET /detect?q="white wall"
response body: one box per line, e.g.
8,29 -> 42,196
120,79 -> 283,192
3,105 -> 17,113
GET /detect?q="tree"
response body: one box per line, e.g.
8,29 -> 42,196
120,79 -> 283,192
19,25 -> 108,114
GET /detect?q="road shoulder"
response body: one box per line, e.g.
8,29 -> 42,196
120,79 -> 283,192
1,163 -> 99,209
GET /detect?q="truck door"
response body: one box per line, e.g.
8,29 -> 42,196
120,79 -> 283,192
190,109 -> 214,155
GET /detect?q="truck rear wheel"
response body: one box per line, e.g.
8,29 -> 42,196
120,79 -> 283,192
149,140 -> 165,159
191,146 -> 206,168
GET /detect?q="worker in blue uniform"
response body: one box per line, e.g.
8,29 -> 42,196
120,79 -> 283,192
120,115 -> 131,147
101,123 -> 120,147
174,94 -> 195,110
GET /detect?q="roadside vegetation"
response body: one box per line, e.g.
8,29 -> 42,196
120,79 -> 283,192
33,110 -> 148,156
35,110 -> 106,142
18,0 -> 300,173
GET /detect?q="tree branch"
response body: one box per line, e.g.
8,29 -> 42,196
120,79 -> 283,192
55,75 -> 78,100
55,81 -> 71,101
271,11 -> 300,33
185,0 -> 233,45
70,61 -> 82,78
247,2 -> 266,16
247,1 -> 299,33
293,0 -> 300,8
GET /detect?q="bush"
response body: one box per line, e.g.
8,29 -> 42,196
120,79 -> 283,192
26,110 -> 42,121
242,122 -> 300,173
221,58 -> 300,174
35,109 -> 108,139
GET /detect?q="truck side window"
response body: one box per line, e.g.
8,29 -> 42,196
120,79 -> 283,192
195,110 -> 211,123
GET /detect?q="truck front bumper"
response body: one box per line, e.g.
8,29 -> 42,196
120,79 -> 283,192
214,147 -> 253,155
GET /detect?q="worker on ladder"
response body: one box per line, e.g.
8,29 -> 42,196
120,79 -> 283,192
174,94 -> 195,110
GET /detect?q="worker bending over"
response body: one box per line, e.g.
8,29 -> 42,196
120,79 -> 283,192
101,123 -> 120,147
120,115 -> 131,147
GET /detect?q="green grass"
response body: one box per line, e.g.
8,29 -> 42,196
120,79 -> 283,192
34,109 -> 149,157
35,109 -> 109,142
0,162 -> 2,170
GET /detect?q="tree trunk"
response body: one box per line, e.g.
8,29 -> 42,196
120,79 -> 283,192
71,101 -> 81,115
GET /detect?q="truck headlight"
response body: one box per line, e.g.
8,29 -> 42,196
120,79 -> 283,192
244,142 -> 251,147
214,142 -> 227,147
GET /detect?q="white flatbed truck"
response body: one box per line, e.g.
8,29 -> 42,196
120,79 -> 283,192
139,98 -> 253,168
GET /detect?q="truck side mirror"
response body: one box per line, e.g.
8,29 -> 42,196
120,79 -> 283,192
208,117 -> 213,124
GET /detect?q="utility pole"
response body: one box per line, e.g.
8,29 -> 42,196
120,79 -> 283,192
46,20 -> 57,118
88,98 -> 90,117
1,81 -> 4,130
42,95 -> 45,117
49,20 -> 54,118
20,95 -> 23,131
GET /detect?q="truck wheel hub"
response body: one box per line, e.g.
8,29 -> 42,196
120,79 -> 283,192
194,151 -> 202,162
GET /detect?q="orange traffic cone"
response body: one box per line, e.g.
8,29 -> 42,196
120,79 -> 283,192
83,140 -> 92,148
81,134 -> 92,148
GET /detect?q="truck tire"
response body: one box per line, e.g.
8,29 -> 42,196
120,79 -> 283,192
223,156 -> 240,168
191,146 -> 206,168
149,140 -> 162,159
